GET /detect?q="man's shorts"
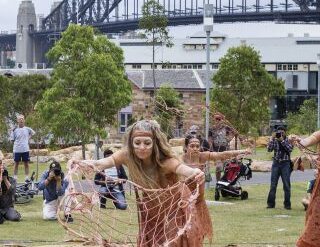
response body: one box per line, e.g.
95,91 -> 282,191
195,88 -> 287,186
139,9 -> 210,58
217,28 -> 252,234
14,152 -> 30,162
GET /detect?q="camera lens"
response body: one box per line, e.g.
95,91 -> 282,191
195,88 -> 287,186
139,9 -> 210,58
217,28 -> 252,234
53,168 -> 61,176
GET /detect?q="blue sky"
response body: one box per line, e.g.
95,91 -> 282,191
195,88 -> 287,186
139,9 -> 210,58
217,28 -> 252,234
1,0 -> 320,38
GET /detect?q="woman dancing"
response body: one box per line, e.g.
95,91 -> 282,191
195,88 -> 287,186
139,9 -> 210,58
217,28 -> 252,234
70,120 -> 208,247
293,131 -> 320,247
181,134 -> 251,243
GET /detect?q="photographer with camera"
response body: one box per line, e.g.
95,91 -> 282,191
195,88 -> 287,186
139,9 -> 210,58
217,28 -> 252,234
266,126 -> 293,210
0,160 -> 21,224
94,149 -> 127,210
38,161 -> 72,222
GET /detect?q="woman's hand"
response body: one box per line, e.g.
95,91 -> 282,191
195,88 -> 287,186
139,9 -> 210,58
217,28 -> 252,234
288,134 -> 301,144
192,168 -> 205,184
67,159 -> 97,174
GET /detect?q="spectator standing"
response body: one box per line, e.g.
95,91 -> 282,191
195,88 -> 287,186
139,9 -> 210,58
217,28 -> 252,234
38,161 -> 72,222
209,113 -> 237,181
266,126 -> 293,210
94,149 -> 128,210
0,160 -> 21,223
10,115 -> 35,181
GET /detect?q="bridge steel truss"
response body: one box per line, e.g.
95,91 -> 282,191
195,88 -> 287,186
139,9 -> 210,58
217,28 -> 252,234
39,0 -> 320,34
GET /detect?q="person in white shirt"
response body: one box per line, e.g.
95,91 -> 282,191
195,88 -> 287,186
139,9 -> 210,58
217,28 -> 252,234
10,115 -> 35,181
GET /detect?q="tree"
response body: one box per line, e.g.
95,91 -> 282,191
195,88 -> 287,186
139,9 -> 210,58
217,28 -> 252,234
286,98 -> 317,134
155,83 -> 182,138
212,45 -> 285,134
5,74 -> 52,122
139,0 -> 173,95
0,75 -> 10,133
36,24 -> 132,157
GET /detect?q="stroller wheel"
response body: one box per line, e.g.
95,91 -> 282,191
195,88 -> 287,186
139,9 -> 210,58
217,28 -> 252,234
241,191 -> 248,200
221,190 -> 228,197
214,189 -> 220,201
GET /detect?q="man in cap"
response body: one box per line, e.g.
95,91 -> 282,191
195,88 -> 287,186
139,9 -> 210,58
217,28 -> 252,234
266,125 -> 293,210
38,161 -> 73,222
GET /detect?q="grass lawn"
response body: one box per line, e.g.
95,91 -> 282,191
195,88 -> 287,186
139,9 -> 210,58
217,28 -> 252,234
0,181 -> 308,247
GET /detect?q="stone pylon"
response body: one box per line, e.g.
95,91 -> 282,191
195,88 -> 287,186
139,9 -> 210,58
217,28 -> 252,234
16,0 -> 37,69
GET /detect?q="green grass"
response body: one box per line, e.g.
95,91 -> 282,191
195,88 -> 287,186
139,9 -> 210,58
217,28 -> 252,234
0,182 -> 308,246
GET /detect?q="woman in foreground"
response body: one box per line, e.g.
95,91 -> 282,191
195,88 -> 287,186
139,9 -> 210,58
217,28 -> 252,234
70,120 -> 208,247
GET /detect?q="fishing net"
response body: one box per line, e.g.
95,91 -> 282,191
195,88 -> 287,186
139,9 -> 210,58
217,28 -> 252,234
57,162 -> 201,247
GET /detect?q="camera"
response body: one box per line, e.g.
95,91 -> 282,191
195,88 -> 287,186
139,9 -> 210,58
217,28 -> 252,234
275,131 -> 282,139
53,168 -> 61,176
2,169 -> 8,177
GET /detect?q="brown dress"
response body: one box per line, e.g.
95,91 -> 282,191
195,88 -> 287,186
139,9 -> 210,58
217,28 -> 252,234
133,164 -> 212,247
296,166 -> 320,247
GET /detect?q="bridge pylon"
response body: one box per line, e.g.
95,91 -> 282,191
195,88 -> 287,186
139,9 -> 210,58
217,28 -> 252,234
16,0 -> 37,69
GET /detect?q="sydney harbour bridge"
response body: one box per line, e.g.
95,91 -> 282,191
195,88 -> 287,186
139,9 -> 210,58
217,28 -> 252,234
0,0 -> 319,66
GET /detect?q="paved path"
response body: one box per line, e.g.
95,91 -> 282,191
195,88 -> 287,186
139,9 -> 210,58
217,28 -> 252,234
208,169 -> 315,187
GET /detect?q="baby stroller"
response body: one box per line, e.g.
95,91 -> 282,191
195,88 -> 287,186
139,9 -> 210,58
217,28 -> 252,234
214,158 -> 252,201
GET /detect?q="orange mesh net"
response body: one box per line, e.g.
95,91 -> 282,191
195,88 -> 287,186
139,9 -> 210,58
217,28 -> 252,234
57,164 -> 210,247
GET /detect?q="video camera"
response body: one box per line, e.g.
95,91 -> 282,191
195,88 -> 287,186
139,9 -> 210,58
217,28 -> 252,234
2,169 -> 8,177
275,131 -> 282,139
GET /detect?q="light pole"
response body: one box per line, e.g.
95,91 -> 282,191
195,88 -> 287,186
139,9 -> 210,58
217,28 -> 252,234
317,53 -> 320,129
203,4 -> 214,140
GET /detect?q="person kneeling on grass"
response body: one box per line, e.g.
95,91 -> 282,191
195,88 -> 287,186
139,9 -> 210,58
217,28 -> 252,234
0,160 -> 21,224
38,161 -> 73,222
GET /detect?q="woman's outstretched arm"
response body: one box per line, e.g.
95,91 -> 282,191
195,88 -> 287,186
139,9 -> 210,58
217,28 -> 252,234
201,148 -> 251,163
68,149 -> 127,172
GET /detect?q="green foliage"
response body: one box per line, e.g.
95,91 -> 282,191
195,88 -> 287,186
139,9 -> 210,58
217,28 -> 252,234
0,74 -> 51,142
0,75 -> 10,132
139,0 -> 172,47
37,24 -> 132,145
155,84 -> 181,137
286,98 -> 317,134
6,74 -> 52,121
212,45 -> 285,134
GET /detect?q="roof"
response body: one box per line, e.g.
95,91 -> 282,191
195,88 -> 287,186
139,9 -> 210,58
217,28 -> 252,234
127,69 -> 214,91
114,36 -> 320,64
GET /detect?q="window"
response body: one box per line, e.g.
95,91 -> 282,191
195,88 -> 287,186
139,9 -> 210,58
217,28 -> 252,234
292,75 -> 298,89
132,64 -> 141,69
212,64 -> 219,69
119,112 -> 132,133
277,64 -> 299,71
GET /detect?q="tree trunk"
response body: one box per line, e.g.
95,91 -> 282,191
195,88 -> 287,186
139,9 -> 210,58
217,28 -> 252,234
81,142 -> 86,160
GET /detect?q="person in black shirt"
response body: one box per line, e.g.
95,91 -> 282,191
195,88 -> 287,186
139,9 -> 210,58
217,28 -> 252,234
0,160 -> 21,223
94,149 -> 128,210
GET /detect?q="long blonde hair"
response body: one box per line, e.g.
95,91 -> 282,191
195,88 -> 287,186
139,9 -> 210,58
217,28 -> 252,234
125,120 -> 175,189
